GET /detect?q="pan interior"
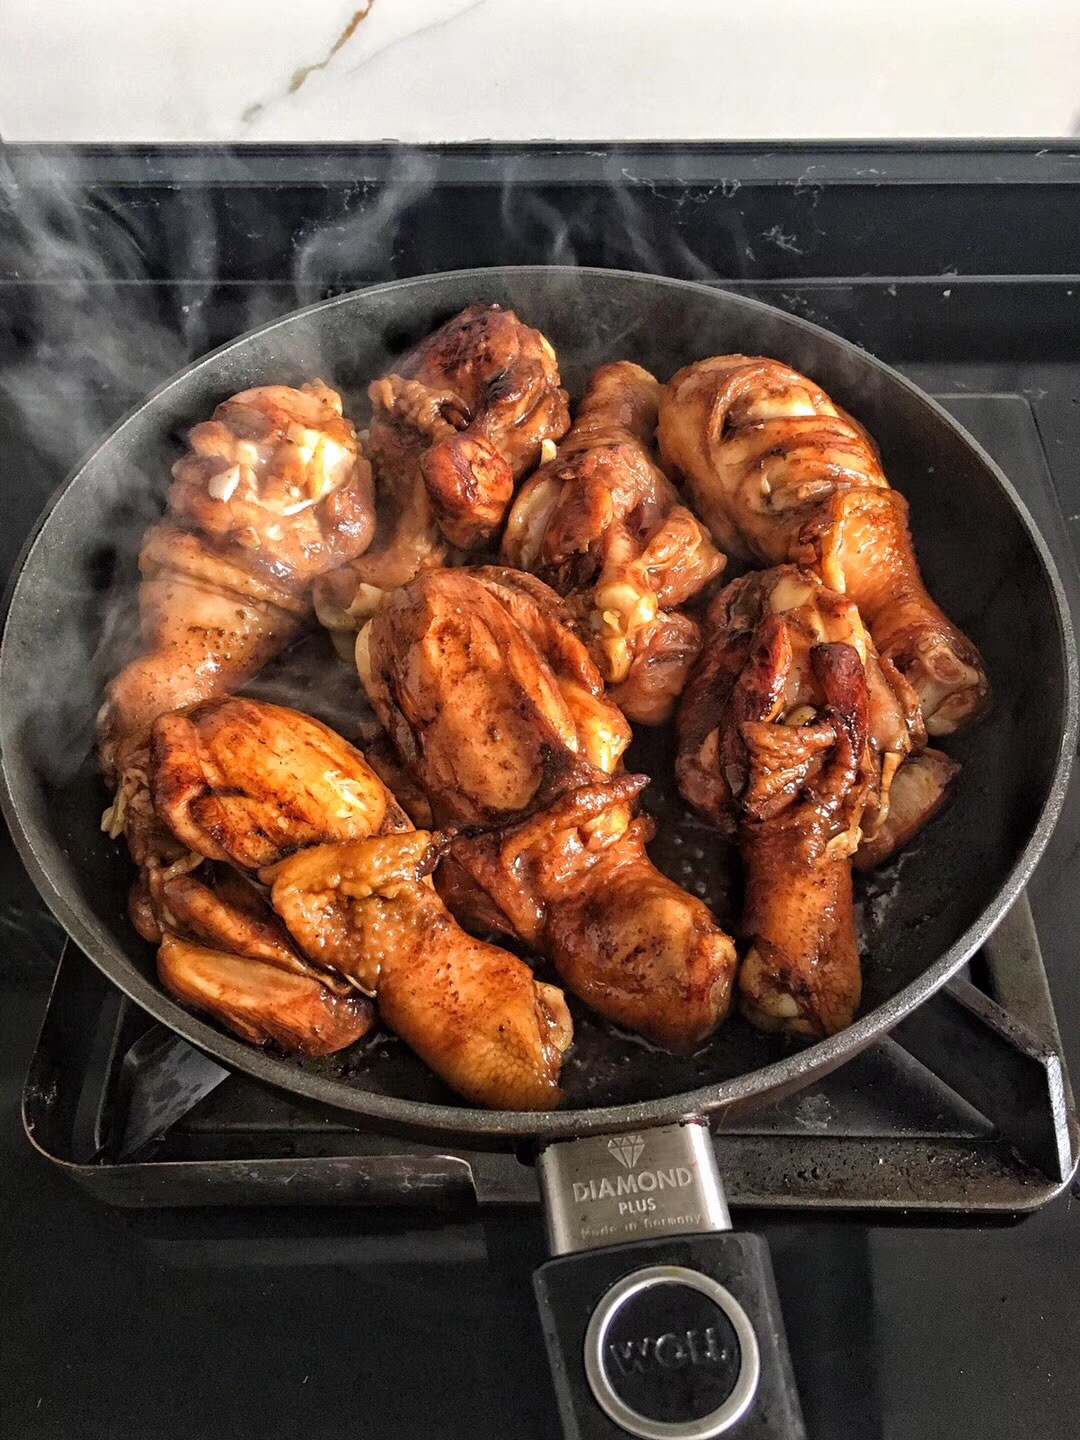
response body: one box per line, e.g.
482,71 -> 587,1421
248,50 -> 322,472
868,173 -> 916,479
0,268 -> 1069,1126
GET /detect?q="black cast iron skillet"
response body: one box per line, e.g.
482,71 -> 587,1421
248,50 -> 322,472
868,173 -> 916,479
0,267 -> 1075,1138
3,266 -> 1076,1437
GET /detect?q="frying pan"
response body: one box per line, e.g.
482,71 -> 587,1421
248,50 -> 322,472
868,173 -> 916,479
2,267 -> 1075,1439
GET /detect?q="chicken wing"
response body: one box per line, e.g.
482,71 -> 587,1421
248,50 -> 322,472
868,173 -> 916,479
149,857 -> 374,1056
158,932 -> 374,1057
659,356 -> 990,735
147,697 -> 571,1106
677,566 -> 929,1037
358,568 -> 737,1052
314,305 -> 570,646
266,833 -> 571,1109
151,698 -> 410,870
502,362 -> 725,723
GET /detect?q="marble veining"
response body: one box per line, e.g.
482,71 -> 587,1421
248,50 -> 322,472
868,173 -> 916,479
1,0 -> 1079,142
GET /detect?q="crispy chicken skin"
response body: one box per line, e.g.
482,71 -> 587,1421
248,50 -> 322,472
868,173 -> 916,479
265,833 -> 571,1109
358,567 -> 737,1052
99,382 -> 376,869
503,362 -> 724,724
658,356 -> 990,735
147,697 -> 571,1106
314,305 -> 570,643
677,567 -> 936,1038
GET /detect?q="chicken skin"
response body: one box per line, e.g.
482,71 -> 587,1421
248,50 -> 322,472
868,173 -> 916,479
358,568 -> 738,1052
314,305 -> 570,645
356,567 -> 631,826
503,362 -> 724,724
659,356 -> 990,736
149,859 -> 374,1056
100,383 -> 373,778
146,697 -> 571,1107
158,932 -> 374,1057
677,567 -> 939,1038
150,698 -> 410,870
266,833 -> 571,1108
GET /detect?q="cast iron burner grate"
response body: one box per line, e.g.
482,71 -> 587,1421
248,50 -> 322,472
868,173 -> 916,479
18,391 -> 1080,1216
20,895 -> 1078,1213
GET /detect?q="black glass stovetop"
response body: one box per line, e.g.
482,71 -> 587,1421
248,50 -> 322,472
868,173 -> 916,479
3,145 -> 1080,1440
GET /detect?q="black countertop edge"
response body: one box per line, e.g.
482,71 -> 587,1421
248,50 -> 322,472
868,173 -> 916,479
4,140 -> 1080,187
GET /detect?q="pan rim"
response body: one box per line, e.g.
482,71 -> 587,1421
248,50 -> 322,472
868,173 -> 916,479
2,263 -> 1076,1140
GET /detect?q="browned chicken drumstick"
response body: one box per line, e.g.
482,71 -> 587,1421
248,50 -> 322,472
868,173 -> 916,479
502,362 -> 725,723
659,356 -> 991,736
677,566 -> 956,1038
357,567 -> 738,1053
146,698 -> 570,1107
315,305 -> 570,646
99,381 -> 376,863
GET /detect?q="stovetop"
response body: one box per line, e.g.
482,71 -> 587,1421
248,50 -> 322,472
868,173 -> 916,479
4,145 -> 1080,1440
21,387 -> 1079,1218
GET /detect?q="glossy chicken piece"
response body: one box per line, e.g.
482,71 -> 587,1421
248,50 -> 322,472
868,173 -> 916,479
357,568 -> 631,827
158,932 -> 374,1057
503,362 -> 724,723
678,568 -> 924,845
374,304 -> 570,548
314,305 -> 570,646
659,356 -> 991,735
358,568 -> 737,1052
677,567 -> 927,1037
150,698 -> 410,870
266,833 -> 571,1109
147,696 -> 571,1106
441,785 -> 737,1053
99,381 -> 374,803
853,746 -> 959,871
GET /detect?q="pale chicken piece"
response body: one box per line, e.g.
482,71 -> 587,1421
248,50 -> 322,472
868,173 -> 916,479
314,305 -> 570,646
148,854 -> 373,1055
503,362 -> 725,723
356,568 -> 630,827
158,932 -> 374,1057
853,746 -> 959,871
150,698 -> 410,871
99,382 -> 376,872
677,566 -> 936,1039
659,356 -> 990,736
357,569 -> 737,1052
265,832 -> 572,1109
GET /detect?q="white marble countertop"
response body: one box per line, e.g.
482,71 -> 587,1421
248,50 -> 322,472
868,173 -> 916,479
2,0 -> 1079,144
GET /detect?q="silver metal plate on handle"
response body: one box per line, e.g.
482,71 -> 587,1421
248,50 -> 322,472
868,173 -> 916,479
538,1122 -> 731,1256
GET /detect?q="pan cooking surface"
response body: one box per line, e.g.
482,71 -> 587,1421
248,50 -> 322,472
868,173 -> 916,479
1,268 -> 1073,1136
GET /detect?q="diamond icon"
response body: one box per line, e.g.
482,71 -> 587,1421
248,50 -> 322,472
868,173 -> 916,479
607,1134 -> 645,1169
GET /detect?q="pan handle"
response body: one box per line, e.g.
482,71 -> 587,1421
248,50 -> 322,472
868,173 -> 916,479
533,1123 -> 805,1439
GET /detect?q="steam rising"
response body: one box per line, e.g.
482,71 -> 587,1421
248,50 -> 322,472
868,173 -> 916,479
0,146 -> 728,787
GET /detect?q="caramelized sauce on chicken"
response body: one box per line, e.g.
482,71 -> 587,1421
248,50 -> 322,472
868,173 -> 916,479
659,356 -> 990,735
503,361 -> 724,724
